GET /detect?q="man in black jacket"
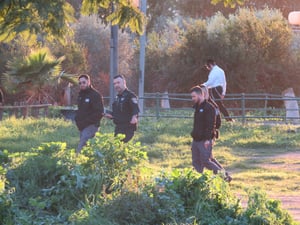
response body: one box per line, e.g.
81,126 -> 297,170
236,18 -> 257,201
190,85 -> 231,182
75,74 -> 104,153
104,75 -> 139,142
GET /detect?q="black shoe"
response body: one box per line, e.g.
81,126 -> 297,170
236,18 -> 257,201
224,172 -> 232,183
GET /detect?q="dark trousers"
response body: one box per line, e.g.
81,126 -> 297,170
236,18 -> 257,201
115,124 -> 136,143
77,124 -> 99,153
209,86 -> 232,121
191,140 -> 222,174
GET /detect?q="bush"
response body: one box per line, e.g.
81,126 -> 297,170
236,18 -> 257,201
0,164 -> 13,224
146,8 -> 297,96
103,192 -> 157,225
153,169 -> 243,224
5,134 -> 147,224
244,188 -> 295,225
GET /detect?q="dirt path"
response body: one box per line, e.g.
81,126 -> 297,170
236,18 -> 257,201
257,152 -> 300,223
274,195 -> 300,224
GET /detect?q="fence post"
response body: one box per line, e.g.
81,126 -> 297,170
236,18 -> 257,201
21,102 -> 28,119
241,93 -> 245,124
0,106 -> 3,121
264,95 -> 268,119
44,105 -> 49,117
155,92 -> 160,119
12,102 -> 18,117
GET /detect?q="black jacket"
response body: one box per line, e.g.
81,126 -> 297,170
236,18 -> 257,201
208,97 -> 221,130
75,86 -> 104,131
191,100 -> 216,141
112,89 -> 139,126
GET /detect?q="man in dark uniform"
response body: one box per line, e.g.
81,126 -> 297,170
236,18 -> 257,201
75,74 -> 104,153
105,75 -> 139,142
190,85 -> 232,182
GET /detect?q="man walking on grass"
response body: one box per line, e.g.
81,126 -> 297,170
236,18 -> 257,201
75,74 -> 104,153
104,75 -> 139,142
190,85 -> 232,182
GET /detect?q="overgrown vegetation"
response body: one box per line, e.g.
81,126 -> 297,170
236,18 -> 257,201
0,117 -> 299,224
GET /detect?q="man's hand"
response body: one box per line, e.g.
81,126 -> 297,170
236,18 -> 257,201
104,113 -> 113,119
130,115 -> 138,124
204,140 -> 211,149
221,94 -> 225,100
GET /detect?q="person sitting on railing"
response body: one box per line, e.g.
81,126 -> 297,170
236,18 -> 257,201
202,59 -> 233,122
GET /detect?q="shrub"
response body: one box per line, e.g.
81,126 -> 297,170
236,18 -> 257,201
103,192 -> 157,225
153,169 -> 243,224
0,164 -> 13,224
146,8 -> 297,96
79,132 -> 147,197
243,188 -> 295,225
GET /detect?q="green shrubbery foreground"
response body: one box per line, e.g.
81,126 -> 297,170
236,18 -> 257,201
0,131 -> 296,225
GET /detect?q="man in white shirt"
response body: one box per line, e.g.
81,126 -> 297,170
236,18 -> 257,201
202,59 -> 233,122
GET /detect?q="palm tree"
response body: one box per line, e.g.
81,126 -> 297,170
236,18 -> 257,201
4,48 -> 76,104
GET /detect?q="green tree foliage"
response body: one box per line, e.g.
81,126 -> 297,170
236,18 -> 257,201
0,39 -> 31,90
0,35 -> 88,105
0,0 -> 146,44
81,0 -> 146,34
145,22 -> 184,92
212,0 -> 244,7
146,8 -> 296,95
146,0 -> 178,32
176,0 -> 300,19
0,0 -> 75,42
3,48 -> 65,103
73,15 -> 136,96
208,8 -> 293,93
47,34 -> 89,105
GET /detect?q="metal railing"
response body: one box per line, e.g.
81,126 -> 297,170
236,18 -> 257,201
0,103 -> 51,120
139,92 -> 300,124
1,93 -> 299,124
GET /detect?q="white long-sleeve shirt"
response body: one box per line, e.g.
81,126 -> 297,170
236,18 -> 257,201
203,65 -> 227,95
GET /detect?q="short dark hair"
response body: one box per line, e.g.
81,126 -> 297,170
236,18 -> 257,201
190,85 -> 203,94
113,74 -> 125,80
206,59 -> 216,66
78,74 -> 90,80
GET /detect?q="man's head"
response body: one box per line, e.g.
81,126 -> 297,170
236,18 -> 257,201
113,74 -> 127,94
199,84 -> 209,100
205,59 -> 216,71
78,74 -> 91,90
190,85 -> 205,104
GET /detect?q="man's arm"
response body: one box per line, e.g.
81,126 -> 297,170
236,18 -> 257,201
222,72 -> 227,96
129,94 -> 139,124
204,104 -> 216,140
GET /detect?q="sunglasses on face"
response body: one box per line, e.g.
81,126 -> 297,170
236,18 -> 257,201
78,81 -> 87,85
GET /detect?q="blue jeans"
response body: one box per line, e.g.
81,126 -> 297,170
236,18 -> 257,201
77,124 -> 99,153
191,140 -> 222,174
